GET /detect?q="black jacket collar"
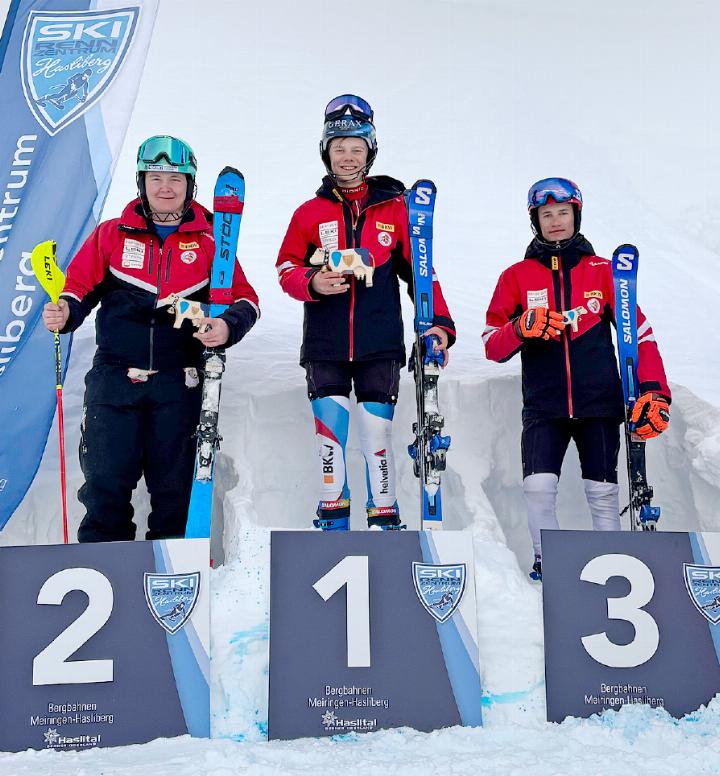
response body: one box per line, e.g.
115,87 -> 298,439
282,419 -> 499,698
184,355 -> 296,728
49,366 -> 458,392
524,233 -> 595,270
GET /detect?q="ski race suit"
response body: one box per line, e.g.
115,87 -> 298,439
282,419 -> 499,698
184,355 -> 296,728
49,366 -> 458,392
58,198 -> 259,542
483,234 -> 670,554
276,175 -> 455,527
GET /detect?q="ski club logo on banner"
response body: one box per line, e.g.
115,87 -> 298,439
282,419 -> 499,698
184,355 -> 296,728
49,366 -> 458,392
20,8 -> 140,136
143,572 -> 201,634
412,562 -> 466,623
684,564 -> 720,624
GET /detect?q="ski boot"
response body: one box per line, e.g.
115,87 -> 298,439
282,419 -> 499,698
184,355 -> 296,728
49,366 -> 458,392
367,504 -> 405,531
529,555 -> 542,582
313,499 -> 350,531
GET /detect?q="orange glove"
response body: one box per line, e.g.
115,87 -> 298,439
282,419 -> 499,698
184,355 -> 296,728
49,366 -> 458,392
631,392 -> 670,439
514,308 -> 565,341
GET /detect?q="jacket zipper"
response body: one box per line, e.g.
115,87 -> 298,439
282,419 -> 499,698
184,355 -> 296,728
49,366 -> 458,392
150,236 -> 164,371
343,202 -> 358,361
556,256 -> 574,418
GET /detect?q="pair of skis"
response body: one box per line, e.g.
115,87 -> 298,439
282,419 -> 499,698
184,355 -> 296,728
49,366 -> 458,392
406,180 -> 451,529
611,244 -> 661,531
184,167 -> 245,539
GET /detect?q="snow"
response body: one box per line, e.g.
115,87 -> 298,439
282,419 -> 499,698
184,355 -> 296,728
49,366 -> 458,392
5,703 -> 720,776
2,0 -> 720,773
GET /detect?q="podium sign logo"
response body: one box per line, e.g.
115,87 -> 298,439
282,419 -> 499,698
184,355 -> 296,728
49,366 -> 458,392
412,562 -> 466,623
144,572 -> 201,634
684,564 -> 720,624
20,8 -> 140,135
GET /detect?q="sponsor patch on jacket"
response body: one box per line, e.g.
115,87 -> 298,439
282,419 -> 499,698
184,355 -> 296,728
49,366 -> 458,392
180,250 -> 197,264
584,290 -> 603,299
179,240 -> 200,250
319,221 -> 339,251
376,221 -> 395,232
378,231 -> 392,247
527,289 -> 549,308
587,298 -> 601,314
121,238 -> 145,269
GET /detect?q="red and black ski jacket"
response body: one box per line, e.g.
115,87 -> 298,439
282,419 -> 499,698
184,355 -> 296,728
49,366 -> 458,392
484,236 -> 670,421
276,175 -> 455,364
60,199 -> 259,371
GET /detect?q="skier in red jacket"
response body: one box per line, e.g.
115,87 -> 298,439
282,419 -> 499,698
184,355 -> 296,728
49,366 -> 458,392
276,95 -> 455,530
484,177 -> 670,579
42,135 -> 259,542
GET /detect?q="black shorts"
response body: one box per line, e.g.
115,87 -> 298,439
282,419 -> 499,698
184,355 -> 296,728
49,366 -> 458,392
521,417 -> 621,482
305,360 -> 401,404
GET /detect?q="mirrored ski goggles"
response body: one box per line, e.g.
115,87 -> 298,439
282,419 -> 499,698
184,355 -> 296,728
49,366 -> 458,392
138,136 -> 197,172
324,94 -> 374,122
527,177 -> 582,209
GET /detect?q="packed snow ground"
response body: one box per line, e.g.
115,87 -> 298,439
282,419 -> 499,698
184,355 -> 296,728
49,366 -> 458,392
2,0 -> 720,773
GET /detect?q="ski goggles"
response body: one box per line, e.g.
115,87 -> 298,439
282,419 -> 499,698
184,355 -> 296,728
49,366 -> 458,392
324,94 -> 374,123
527,177 -> 582,210
137,136 -> 197,174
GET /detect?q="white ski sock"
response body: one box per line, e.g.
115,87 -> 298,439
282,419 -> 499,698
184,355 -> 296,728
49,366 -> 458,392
523,472 -> 560,556
583,479 -> 621,532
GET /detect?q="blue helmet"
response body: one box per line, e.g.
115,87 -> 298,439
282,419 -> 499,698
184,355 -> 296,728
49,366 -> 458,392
527,177 -> 583,241
320,94 -> 378,173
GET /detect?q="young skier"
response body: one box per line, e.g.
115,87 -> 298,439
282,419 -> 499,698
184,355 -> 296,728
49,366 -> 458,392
42,135 -> 259,542
483,177 -> 670,578
276,94 -> 455,530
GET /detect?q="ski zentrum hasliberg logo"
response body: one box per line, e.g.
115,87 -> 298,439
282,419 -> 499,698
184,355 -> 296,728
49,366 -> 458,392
21,8 -> 140,136
412,562 -> 466,623
684,564 -> 720,624
144,572 -> 201,634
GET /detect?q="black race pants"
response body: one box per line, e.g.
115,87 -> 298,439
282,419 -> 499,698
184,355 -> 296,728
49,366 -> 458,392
521,417 -> 621,482
305,359 -> 402,404
77,365 -> 202,542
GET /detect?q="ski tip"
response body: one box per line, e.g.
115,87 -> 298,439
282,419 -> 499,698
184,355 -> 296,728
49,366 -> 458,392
218,166 -> 244,179
612,243 -> 639,258
409,179 -> 437,192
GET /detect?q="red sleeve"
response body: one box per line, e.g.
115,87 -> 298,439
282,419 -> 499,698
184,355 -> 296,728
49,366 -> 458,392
276,204 -> 318,302
229,259 -> 259,316
60,221 -> 114,302
634,305 -> 670,400
484,267 -> 524,363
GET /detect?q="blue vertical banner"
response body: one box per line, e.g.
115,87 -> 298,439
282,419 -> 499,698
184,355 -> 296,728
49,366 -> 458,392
0,0 -> 158,530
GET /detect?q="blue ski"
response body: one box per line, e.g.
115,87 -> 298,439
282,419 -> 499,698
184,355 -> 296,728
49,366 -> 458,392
406,180 -> 450,529
185,167 -> 245,539
611,243 -> 660,531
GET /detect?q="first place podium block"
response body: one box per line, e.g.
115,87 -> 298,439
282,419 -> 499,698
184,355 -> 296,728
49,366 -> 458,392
268,530 -> 483,740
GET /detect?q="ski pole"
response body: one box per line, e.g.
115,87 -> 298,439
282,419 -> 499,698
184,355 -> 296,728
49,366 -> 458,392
31,240 -> 69,544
